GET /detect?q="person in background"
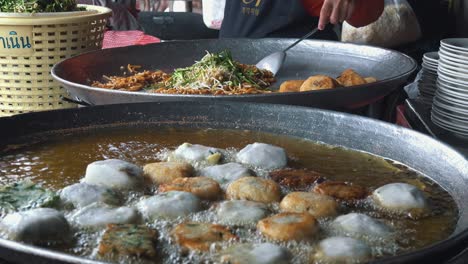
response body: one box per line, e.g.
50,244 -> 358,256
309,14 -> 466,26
220,0 -> 384,40
79,0 -> 142,30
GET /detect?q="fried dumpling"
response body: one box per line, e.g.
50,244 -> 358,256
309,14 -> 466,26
336,69 -> 367,87
82,159 -> 143,190
237,143 -> 287,170
279,80 -> 305,93
0,208 -> 70,245
137,191 -> 201,220
299,75 -> 340,91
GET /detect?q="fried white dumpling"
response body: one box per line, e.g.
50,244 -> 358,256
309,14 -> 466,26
172,143 -> 222,164
60,183 -> 121,208
216,200 -> 269,226
71,203 -> 140,228
373,183 -> 428,216
315,236 -> 371,263
0,208 -> 70,245
236,143 -> 287,170
82,159 -> 143,190
220,243 -> 290,264
200,162 -> 253,188
332,213 -> 392,237
137,191 -> 202,220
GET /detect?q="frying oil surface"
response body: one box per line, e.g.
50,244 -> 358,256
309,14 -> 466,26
0,127 -> 458,263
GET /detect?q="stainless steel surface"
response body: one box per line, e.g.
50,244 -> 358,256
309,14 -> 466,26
0,101 -> 467,264
51,38 -> 417,110
256,28 -> 319,75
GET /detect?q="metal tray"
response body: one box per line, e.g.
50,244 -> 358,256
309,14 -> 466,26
52,39 -> 417,110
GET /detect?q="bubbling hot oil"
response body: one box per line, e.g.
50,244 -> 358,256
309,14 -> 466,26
0,127 -> 458,263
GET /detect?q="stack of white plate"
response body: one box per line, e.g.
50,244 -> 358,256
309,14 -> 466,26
418,51 -> 439,103
431,38 -> 468,137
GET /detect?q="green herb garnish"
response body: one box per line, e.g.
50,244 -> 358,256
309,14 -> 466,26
0,0 -> 85,13
0,180 -> 59,215
167,50 -> 270,91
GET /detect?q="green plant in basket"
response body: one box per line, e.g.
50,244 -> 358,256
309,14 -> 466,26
0,0 -> 86,13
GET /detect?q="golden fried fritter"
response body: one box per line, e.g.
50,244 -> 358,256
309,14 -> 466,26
279,80 -> 305,93
364,77 -> 377,83
257,212 -> 319,242
159,177 -> 222,200
299,75 -> 340,91
336,69 -> 367,87
313,181 -> 368,201
269,168 -> 322,191
171,222 -> 237,252
98,224 -> 158,258
226,177 -> 282,203
280,192 -> 338,218
143,162 -> 194,185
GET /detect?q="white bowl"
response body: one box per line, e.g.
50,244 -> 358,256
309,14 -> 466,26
432,109 -> 468,133
433,103 -> 468,121
438,86 -> 468,100
438,67 -> 468,83
440,45 -> 468,57
439,62 -> 468,75
435,99 -> 468,115
437,85 -> 468,101
431,114 -> 468,136
439,49 -> 468,63
441,38 -> 468,52
423,51 -> 439,62
439,57 -> 468,70
432,109 -> 468,129
437,79 -> 468,93
434,96 -> 468,115
435,91 -> 468,110
438,74 -> 468,88
422,58 -> 439,66
422,64 -> 438,72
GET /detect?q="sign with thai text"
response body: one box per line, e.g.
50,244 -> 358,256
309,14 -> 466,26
0,26 -> 33,56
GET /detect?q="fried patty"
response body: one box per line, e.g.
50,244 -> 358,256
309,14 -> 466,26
98,224 -> 158,258
269,168 -> 322,191
171,222 -> 237,252
280,192 -> 338,218
257,212 -> 319,242
226,177 -> 282,203
336,69 -> 367,87
313,181 -> 368,201
159,177 -> 223,200
143,162 -> 194,185
299,75 -> 340,91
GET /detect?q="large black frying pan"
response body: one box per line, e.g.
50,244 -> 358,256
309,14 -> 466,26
51,39 -> 417,110
0,102 -> 467,264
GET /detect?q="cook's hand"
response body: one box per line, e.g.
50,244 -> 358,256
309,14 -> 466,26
318,0 -> 356,30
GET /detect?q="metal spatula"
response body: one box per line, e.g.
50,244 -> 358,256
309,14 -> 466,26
256,27 -> 319,76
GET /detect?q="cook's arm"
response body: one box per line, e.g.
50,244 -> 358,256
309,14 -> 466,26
302,0 -> 385,28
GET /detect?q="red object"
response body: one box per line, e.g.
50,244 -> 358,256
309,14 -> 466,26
102,30 -> 161,49
301,0 -> 384,27
395,104 -> 412,128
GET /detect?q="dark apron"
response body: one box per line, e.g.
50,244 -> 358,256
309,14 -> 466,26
219,0 -> 337,40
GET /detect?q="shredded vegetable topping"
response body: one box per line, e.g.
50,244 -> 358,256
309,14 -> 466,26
92,51 -> 276,95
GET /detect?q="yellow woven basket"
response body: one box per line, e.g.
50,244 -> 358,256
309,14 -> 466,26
0,5 -> 111,116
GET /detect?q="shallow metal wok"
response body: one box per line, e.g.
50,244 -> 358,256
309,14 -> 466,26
0,102 -> 467,264
51,39 -> 417,110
